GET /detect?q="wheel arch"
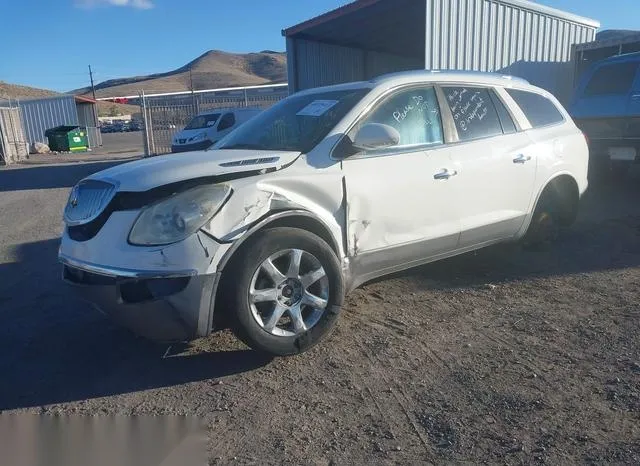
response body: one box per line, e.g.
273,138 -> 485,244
208,209 -> 345,331
525,172 -> 580,233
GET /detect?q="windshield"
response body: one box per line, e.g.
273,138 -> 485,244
215,88 -> 370,153
184,113 -> 220,130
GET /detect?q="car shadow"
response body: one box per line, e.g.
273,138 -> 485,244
0,238 -> 272,411
0,160 -> 131,192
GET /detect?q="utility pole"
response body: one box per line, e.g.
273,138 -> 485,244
88,65 -> 97,100
88,65 -> 100,149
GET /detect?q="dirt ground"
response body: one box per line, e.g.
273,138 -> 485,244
0,161 -> 639,465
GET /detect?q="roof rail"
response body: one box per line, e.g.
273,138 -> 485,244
373,69 -> 530,84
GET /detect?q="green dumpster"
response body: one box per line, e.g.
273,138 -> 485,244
44,125 -> 89,152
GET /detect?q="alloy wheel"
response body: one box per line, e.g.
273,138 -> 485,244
248,249 -> 329,337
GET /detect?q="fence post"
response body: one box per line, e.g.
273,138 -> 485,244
8,102 -> 20,163
140,90 -> 152,157
244,89 -> 249,107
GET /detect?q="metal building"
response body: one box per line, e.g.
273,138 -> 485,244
283,0 -> 600,102
0,95 -> 102,150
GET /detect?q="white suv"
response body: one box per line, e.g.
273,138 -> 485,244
59,71 -> 589,355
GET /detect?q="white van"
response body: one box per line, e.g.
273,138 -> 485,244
171,107 -> 261,153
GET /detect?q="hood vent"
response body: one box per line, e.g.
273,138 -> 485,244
219,156 -> 280,168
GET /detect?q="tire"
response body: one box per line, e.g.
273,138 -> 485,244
522,193 -> 560,250
224,227 -> 344,356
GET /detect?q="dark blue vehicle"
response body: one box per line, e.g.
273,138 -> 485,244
570,52 -> 640,177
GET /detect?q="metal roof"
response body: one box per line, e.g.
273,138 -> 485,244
576,30 -> 640,52
283,0 -> 600,39
0,94 -> 97,106
283,0 -> 426,58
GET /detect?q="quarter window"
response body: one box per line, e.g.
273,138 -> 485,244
507,89 -> 564,128
358,87 -> 443,150
584,62 -> 638,96
443,87 -> 504,141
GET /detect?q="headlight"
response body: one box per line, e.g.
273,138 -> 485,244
129,184 -> 231,246
189,132 -> 206,142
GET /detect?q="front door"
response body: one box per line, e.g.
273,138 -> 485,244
341,86 -> 461,279
440,86 -> 537,246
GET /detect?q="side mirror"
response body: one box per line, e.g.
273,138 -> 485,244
352,123 -> 400,151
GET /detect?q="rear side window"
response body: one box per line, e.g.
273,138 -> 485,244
443,87 -> 504,141
506,89 -> 564,128
584,62 -> 638,96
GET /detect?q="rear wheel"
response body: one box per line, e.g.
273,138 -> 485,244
224,227 -> 344,356
522,193 -> 559,249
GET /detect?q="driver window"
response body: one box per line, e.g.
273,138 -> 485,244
358,86 -> 444,151
218,113 -> 236,131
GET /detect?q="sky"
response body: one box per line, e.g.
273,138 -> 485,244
1,0 -> 638,92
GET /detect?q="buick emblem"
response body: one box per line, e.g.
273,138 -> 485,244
70,186 -> 80,208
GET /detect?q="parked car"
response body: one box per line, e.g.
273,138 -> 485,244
100,124 -> 115,134
59,70 -> 588,356
171,108 -> 261,153
570,52 -> 640,178
128,121 -> 143,132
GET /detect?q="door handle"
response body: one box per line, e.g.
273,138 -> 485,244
433,169 -> 458,180
513,154 -> 532,164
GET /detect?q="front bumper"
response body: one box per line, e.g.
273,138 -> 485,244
171,140 -> 213,153
60,254 -> 217,342
58,210 -> 231,342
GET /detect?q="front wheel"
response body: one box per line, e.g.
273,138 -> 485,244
224,227 -> 344,356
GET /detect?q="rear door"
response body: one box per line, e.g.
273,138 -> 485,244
440,86 -> 537,246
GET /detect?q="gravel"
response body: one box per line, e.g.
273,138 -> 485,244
1,160 -> 639,464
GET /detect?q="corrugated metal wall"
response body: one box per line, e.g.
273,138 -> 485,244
287,0 -> 597,102
17,96 -> 80,145
425,0 -> 597,101
0,106 -> 29,164
76,102 -> 102,148
288,39 -> 423,92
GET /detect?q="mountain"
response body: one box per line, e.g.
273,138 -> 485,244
0,81 -> 138,116
73,50 -> 288,98
0,81 -> 59,101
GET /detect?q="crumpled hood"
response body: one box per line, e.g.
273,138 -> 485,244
87,149 -> 301,191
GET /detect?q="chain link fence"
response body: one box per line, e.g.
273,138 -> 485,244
139,84 -> 288,155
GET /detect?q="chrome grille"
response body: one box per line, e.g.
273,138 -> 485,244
64,180 -> 118,226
